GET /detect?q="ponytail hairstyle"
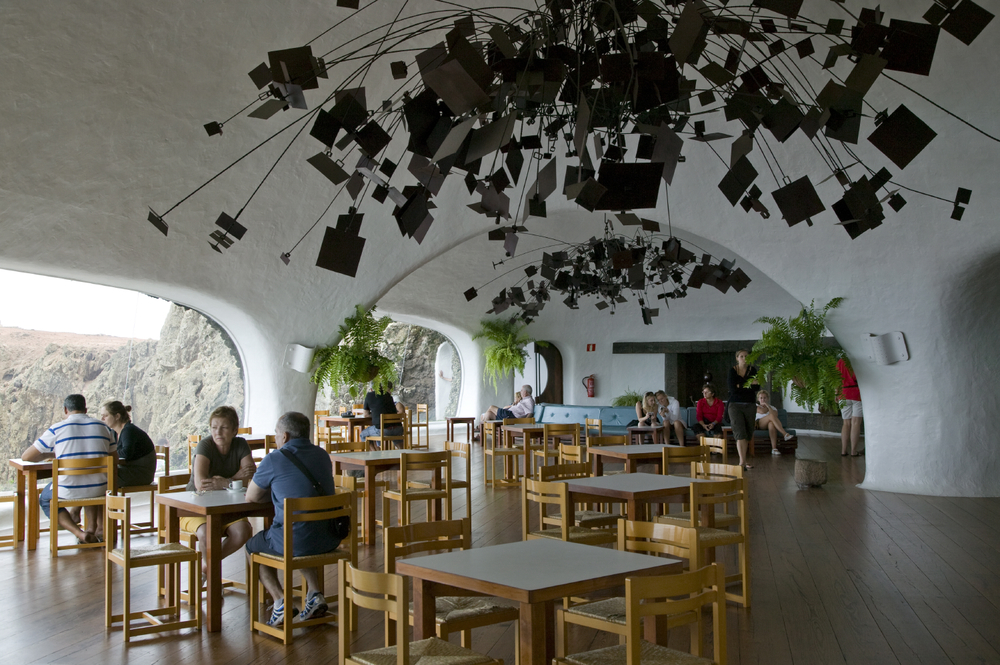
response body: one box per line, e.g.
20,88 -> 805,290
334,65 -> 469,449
100,399 -> 132,424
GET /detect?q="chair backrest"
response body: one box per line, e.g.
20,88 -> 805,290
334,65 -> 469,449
625,564 -> 727,665
237,427 -> 252,435
399,450 -> 451,485
688,477 -> 747,530
331,439 -> 368,453
264,434 -> 277,454
380,413 -> 406,430
522,477 -> 571,540
444,441 -> 471,482
338,560 -> 410,664
618,518 -> 699,566
415,404 -> 429,424
503,417 -> 535,425
352,403 -> 364,412
105,493 -> 133,554
384,517 -> 470,573
543,423 -> 580,448
154,444 -> 170,476
700,436 -> 728,462
187,434 -> 200,468
558,443 -> 588,464
52,455 -> 115,495
333,474 -> 356,492
539,461 -> 590,482
585,418 -> 602,438
585,434 -> 627,447
281,491 -> 357,564
691,462 -> 744,481
663,445 -> 711,474
157,472 -> 191,494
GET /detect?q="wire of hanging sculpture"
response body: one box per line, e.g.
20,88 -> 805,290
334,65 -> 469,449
145,0 -> 993,324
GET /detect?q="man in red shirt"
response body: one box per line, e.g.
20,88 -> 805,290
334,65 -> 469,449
838,358 -> 863,456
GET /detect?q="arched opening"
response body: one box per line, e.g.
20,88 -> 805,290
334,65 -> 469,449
0,270 -> 247,484
314,321 -> 462,421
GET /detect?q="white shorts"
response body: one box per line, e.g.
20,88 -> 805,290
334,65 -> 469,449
841,400 -> 863,419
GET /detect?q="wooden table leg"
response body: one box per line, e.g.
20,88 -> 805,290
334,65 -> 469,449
164,506 -> 180,604
364,467 -> 376,547
592,456 -> 603,477
627,459 -> 638,474
519,600 -> 554,665
27,470 -> 39,551
15,470 -> 25,543
411,578 -> 437,640
205,514 -> 224,632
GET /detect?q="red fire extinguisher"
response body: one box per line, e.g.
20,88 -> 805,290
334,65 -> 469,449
582,374 -> 596,398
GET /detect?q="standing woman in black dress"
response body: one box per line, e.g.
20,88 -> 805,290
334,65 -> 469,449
100,399 -> 157,486
727,350 -> 760,469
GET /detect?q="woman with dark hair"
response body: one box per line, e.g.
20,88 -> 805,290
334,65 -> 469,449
693,384 -> 725,439
727,349 -> 760,470
100,400 -> 156,487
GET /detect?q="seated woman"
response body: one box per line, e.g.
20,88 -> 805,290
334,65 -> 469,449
655,390 -> 687,444
100,400 -> 156,487
756,390 -> 794,455
185,405 -> 256,575
634,392 -> 662,427
693,383 -> 725,440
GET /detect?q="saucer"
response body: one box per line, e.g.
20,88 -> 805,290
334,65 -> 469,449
226,487 -> 245,493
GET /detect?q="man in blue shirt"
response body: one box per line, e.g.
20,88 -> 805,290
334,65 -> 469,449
245,411 -> 340,627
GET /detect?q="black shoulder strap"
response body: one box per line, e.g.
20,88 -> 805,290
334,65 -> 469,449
278,447 -> 326,497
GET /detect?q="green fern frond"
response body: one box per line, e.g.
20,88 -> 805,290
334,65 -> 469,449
473,317 -> 539,393
311,305 -> 398,398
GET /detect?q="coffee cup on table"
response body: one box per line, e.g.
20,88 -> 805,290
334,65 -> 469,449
229,479 -> 243,491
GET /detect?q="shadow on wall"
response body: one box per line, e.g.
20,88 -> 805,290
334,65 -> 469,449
938,250 -> 1000,494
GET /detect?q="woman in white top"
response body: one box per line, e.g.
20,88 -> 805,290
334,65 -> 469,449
756,390 -> 794,455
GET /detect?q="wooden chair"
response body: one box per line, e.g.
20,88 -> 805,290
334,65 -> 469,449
338,560 -> 502,665
382,451 -> 453,528
522,477 -> 617,546
585,418 -> 602,441
384,518 -> 520,651
334,474 -> 365,543
671,478 -> 750,608
367,413 -> 407,451
49,455 -> 115,557
105,494 -> 201,642
484,421 -> 523,487
314,410 -> 330,444
700,435 -> 728,465
502,416 -> 536,449
112,476 -> 157,541
0,492 -> 17,549
662,445 -> 711,475
186,434 -> 200,469
250,491 -> 357,644
533,423 -> 579,478
410,403 -> 430,450
556,519 -> 703,658
154,444 -> 170,476
237,427 -> 253,436
445,441 -> 472,519
538,462 -> 619,530
554,562 -> 727,665
559,443 -> 587,465
658,463 -> 745,529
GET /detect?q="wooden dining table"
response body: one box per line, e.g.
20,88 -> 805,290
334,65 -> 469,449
330,449 -> 443,546
559,472 -> 717,523
398,538 -> 682,665
627,424 -> 666,445
157,489 -> 273,632
7,458 -> 52,550
319,415 -> 372,444
588,443 -> 685,476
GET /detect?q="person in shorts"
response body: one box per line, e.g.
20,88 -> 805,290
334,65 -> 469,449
838,357 -> 864,456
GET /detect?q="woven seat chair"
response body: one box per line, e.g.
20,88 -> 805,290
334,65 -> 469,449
522,477 -> 617,546
538,462 -> 619,530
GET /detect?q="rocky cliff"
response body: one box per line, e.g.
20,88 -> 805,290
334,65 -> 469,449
0,304 -> 244,488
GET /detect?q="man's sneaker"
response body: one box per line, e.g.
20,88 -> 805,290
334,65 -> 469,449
771,449 -> 781,455
266,601 -> 299,627
297,592 -> 329,621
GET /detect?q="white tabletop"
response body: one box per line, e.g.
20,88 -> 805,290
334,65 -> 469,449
156,488 -> 261,508
589,444 -> 683,455
329,449 -> 408,462
560,472 -> 714,492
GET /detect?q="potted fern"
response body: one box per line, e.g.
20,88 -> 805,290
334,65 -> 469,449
311,305 -> 397,399
750,298 -> 845,413
611,389 -> 644,407
472,317 -> 545,392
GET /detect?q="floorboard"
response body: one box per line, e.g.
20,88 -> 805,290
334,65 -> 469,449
1,426 -> 998,665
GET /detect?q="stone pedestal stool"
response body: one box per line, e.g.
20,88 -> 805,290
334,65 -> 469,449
794,458 -> 828,489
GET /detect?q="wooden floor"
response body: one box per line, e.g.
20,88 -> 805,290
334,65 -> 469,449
2,429 -> 999,665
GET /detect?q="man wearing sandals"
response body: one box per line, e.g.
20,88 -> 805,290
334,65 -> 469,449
22,394 -> 115,544
245,411 -> 342,627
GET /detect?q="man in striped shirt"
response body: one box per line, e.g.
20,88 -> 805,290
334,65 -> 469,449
22,394 -> 116,543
